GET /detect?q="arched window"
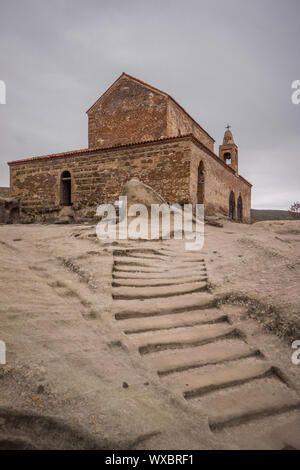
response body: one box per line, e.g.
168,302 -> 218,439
197,161 -> 204,204
229,191 -> 235,220
237,195 -> 243,222
61,171 -> 72,206
224,152 -> 232,165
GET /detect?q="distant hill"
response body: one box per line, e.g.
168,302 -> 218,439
251,209 -> 296,223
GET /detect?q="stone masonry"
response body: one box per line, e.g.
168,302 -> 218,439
8,73 -> 252,222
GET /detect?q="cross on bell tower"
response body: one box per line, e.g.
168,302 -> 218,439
219,125 -> 239,174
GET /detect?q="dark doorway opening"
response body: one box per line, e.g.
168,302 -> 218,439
237,195 -> 243,222
229,191 -> 235,220
197,161 -> 204,204
61,171 -> 72,206
224,152 -> 232,165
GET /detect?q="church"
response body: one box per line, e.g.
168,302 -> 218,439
8,73 -> 252,222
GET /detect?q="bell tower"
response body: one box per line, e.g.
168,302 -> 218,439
219,125 -> 238,174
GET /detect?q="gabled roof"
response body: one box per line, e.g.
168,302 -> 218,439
86,72 -> 215,143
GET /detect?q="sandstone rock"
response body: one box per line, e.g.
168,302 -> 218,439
54,206 -> 75,224
205,216 -> 224,228
59,206 -> 75,218
54,216 -> 71,224
121,177 -> 166,209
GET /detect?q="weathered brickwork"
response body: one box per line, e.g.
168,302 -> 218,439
9,136 -> 251,221
190,141 -> 251,223
88,77 -> 168,149
87,73 -> 214,151
8,73 -> 252,223
167,99 -> 214,151
9,139 -> 191,217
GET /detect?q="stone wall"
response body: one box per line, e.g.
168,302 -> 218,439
87,76 -> 168,149
9,139 -> 191,219
167,99 -> 214,151
190,142 -> 251,223
9,136 -> 251,222
0,187 -> 10,197
87,75 -> 215,152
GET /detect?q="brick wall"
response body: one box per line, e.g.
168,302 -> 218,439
87,75 -> 215,152
167,99 -> 214,151
0,187 -> 10,197
9,136 -> 251,222
190,143 -> 251,223
9,139 -> 191,217
88,76 -> 168,149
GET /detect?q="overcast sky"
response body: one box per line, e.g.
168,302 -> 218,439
0,0 -> 299,209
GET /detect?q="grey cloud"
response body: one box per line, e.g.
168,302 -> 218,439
0,0 -> 299,209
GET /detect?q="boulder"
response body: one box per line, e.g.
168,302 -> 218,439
121,177 -> 166,209
54,206 -> 75,224
59,206 -> 75,218
205,215 -> 224,228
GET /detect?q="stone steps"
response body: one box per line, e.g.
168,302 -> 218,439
113,264 -> 206,275
111,242 -> 300,446
121,308 -> 228,334
113,257 -> 168,267
112,274 -> 207,287
178,360 -> 279,399
113,252 -> 168,261
113,265 -> 168,273
114,292 -> 215,320
204,379 -> 300,433
112,269 -> 207,280
112,280 -> 208,300
141,339 -> 261,376
135,326 -> 244,355
113,248 -> 168,257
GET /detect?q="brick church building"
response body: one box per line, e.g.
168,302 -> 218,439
8,73 -> 252,222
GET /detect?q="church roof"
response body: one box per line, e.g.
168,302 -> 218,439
86,72 -> 215,143
7,133 -> 252,187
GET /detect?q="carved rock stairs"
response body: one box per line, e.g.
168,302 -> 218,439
111,242 -> 300,448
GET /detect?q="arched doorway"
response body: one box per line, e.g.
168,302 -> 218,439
61,171 -> 72,206
197,161 -> 204,204
224,152 -> 232,165
229,191 -> 235,220
237,195 -> 243,222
